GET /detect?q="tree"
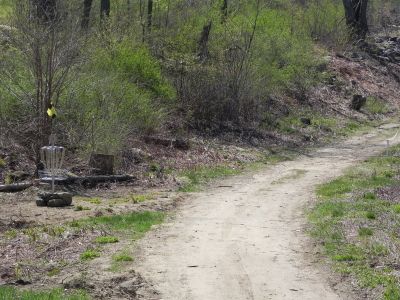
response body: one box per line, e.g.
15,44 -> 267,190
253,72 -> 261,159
1,1 -> 82,164
82,0 -> 93,29
198,21 -> 212,62
147,0 -> 153,32
342,0 -> 369,39
101,0 -> 110,19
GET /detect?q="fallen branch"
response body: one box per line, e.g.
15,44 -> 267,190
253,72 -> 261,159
0,182 -> 33,193
41,175 -> 136,187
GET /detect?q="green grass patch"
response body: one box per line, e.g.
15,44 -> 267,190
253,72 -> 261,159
47,268 -> 61,277
80,249 -> 100,261
94,236 -> 119,244
80,197 -> 102,205
358,227 -> 374,237
75,205 -> 91,211
70,211 -> 164,240
0,286 -> 89,300
310,144 -> 400,298
364,97 -> 390,115
178,165 -> 240,192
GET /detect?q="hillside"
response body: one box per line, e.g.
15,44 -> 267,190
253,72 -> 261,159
0,1 -> 399,299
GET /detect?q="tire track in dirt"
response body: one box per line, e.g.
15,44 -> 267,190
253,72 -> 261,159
134,124 -> 400,300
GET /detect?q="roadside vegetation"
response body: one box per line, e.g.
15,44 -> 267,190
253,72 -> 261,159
310,144 -> 400,299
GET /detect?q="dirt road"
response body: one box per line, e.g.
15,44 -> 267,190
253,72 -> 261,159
134,124 -> 400,300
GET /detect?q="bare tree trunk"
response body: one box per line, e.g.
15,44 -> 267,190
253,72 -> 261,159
147,0 -> 153,32
198,21 -> 212,62
81,0 -> 93,29
221,0 -> 228,23
343,0 -> 369,39
100,0 -> 110,19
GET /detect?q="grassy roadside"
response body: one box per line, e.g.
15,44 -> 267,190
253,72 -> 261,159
309,144 -> 400,299
176,115 -> 383,193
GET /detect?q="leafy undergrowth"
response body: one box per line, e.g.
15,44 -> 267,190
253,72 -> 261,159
0,287 -> 89,300
310,144 -> 400,299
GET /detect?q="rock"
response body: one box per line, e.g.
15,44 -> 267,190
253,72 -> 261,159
48,198 -> 68,207
300,117 -> 312,126
37,192 -> 72,207
350,95 -> 366,111
36,197 -> 47,207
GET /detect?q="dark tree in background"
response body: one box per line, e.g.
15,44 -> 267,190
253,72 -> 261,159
147,0 -> 153,32
221,0 -> 228,23
100,0 -> 110,19
342,0 -> 369,39
81,0 -> 93,29
32,0 -> 58,23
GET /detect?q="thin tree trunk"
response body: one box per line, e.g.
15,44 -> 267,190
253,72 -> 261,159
198,21 -> 212,62
147,0 -> 153,32
221,0 -> 228,23
343,0 -> 369,39
100,0 -> 110,19
81,0 -> 93,29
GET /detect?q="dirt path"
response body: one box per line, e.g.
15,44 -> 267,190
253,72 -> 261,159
134,124 -> 400,300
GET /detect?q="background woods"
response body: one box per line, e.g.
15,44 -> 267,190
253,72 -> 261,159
0,0 -> 399,159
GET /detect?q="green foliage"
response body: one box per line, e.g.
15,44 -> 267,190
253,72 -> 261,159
80,249 -> 100,261
0,286 -> 89,300
70,211 -> 164,240
61,38 -> 175,154
113,252 -> 133,262
364,97 -> 390,114
358,227 -> 374,237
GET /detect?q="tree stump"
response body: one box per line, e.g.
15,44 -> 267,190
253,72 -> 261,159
350,95 -> 366,111
89,154 -> 114,175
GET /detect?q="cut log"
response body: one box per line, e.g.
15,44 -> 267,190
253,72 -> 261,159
40,175 -> 135,187
0,183 -> 33,193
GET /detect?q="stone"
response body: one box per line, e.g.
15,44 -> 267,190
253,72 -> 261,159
350,94 -> 366,111
300,117 -> 312,126
47,198 -> 68,207
36,198 -> 47,207
37,192 -> 73,207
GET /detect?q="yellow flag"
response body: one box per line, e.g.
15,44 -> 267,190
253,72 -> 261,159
47,103 -> 57,118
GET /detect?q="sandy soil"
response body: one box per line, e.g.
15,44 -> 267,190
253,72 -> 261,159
134,123 -> 400,300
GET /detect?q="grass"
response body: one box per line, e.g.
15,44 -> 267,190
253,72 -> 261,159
364,97 -> 390,115
0,0 -> 12,23
309,144 -> 400,299
0,286 -> 89,300
70,211 -> 164,240
80,249 -> 100,261
94,236 -> 119,244
109,250 -> 134,272
178,165 -> 241,192
80,197 -> 102,205
113,252 -> 133,262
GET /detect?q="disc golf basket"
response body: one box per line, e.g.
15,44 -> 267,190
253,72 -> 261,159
39,135 -> 66,192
